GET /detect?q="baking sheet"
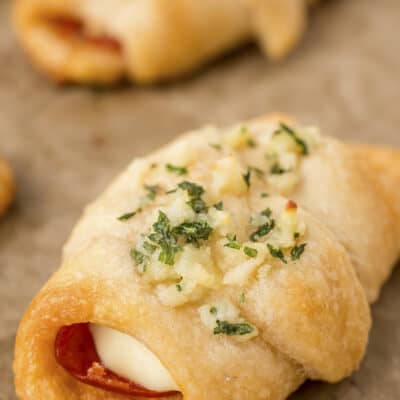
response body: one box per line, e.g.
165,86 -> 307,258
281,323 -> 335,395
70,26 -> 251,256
1,0 -> 400,399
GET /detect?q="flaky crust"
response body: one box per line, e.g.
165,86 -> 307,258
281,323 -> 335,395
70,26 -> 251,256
13,0 -> 315,84
14,114 -> 400,400
0,157 -> 15,217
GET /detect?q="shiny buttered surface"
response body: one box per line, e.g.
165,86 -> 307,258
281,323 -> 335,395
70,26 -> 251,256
14,0 -> 319,84
14,114 -> 400,400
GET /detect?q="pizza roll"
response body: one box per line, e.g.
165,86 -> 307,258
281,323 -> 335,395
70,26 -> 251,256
14,115 -> 400,400
13,0 -> 317,84
0,157 -> 15,217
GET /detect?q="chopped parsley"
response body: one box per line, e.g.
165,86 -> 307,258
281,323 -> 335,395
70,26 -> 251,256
294,232 -> 300,239
244,246 -> 258,258
210,306 -> 218,315
249,166 -> 264,178
291,243 -> 307,261
261,192 -> 269,198
213,201 -> 224,210
147,211 -> 182,265
130,249 -> 147,270
188,197 -> 208,214
173,220 -> 213,248
247,138 -> 257,148
214,320 -> 254,336
267,244 -> 287,264
224,234 -> 242,250
270,162 -> 290,175
178,180 -> 204,197
240,292 -> 246,303
242,168 -> 252,189
143,241 -> 157,254
138,208 -> 214,266
209,143 -> 222,151
250,220 -> 275,242
242,165 -> 264,186
143,184 -> 160,201
261,208 -> 272,218
118,211 -> 139,221
166,163 -> 188,176
176,284 -> 183,292
250,208 -> 275,242
178,181 -> 208,214
276,123 -> 309,155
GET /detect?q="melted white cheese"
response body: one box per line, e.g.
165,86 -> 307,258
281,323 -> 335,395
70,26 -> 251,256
89,324 -> 179,392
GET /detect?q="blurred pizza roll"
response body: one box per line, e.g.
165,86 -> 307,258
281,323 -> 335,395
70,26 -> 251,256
14,0 -> 319,84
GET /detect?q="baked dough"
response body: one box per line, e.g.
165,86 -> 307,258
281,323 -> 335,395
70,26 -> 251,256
14,0 -> 319,84
14,114 -> 400,400
0,158 -> 15,217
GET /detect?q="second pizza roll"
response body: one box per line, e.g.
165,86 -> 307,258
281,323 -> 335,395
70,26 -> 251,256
13,0 -> 317,84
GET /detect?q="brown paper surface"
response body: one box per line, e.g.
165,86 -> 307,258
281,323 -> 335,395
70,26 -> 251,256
0,0 -> 399,399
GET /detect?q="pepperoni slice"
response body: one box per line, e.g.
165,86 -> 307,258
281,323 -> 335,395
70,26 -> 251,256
48,16 -> 122,52
55,323 -> 179,398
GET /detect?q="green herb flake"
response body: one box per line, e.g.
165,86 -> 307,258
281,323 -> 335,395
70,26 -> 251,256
178,181 -> 204,197
294,232 -> 300,239
249,166 -> 264,178
209,143 -> 222,151
224,234 -> 242,250
188,198 -> 208,214
173,220 -> 213,247
148,211 -> 182,265
118,211 -> 138,221
261,208 -> 272,218
247,138 -> 257,148
213,201 -> 224,210
250,208 -> 275,242
261,192 -> 269,198
270,163 -> 290,175
143,241 -> 157,255
240,293 -> 246,303
267,244 -> 287,264
178,181 -> 208,214
250,220 -> 275,242
276,122 -> 309,155
213,320 -> 254,336
243,168 -> 251,189
166,188 -> 177,195
244,246 -> 258,258
144,184 -> 160,201
176,284 -> 183,292
166,163 -> 188,176
210,306 -> 218,315
130,249 -> 146,265
291,243 -> 307,261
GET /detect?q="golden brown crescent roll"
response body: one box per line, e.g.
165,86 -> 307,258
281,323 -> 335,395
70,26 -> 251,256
13,0 -> 318,84
14,115 -> 400,400
0,157 -> 15,217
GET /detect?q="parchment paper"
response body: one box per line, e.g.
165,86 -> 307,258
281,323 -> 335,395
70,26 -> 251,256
1,0 -> 400,399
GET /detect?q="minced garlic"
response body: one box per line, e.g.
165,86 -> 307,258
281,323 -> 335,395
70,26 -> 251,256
224,125 -> 255,150
124,121 -> 316,342
199,300 -> 258,342
211,156 -> 247,197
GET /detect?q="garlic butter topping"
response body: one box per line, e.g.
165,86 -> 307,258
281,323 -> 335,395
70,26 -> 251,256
118,121 -> 318,341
